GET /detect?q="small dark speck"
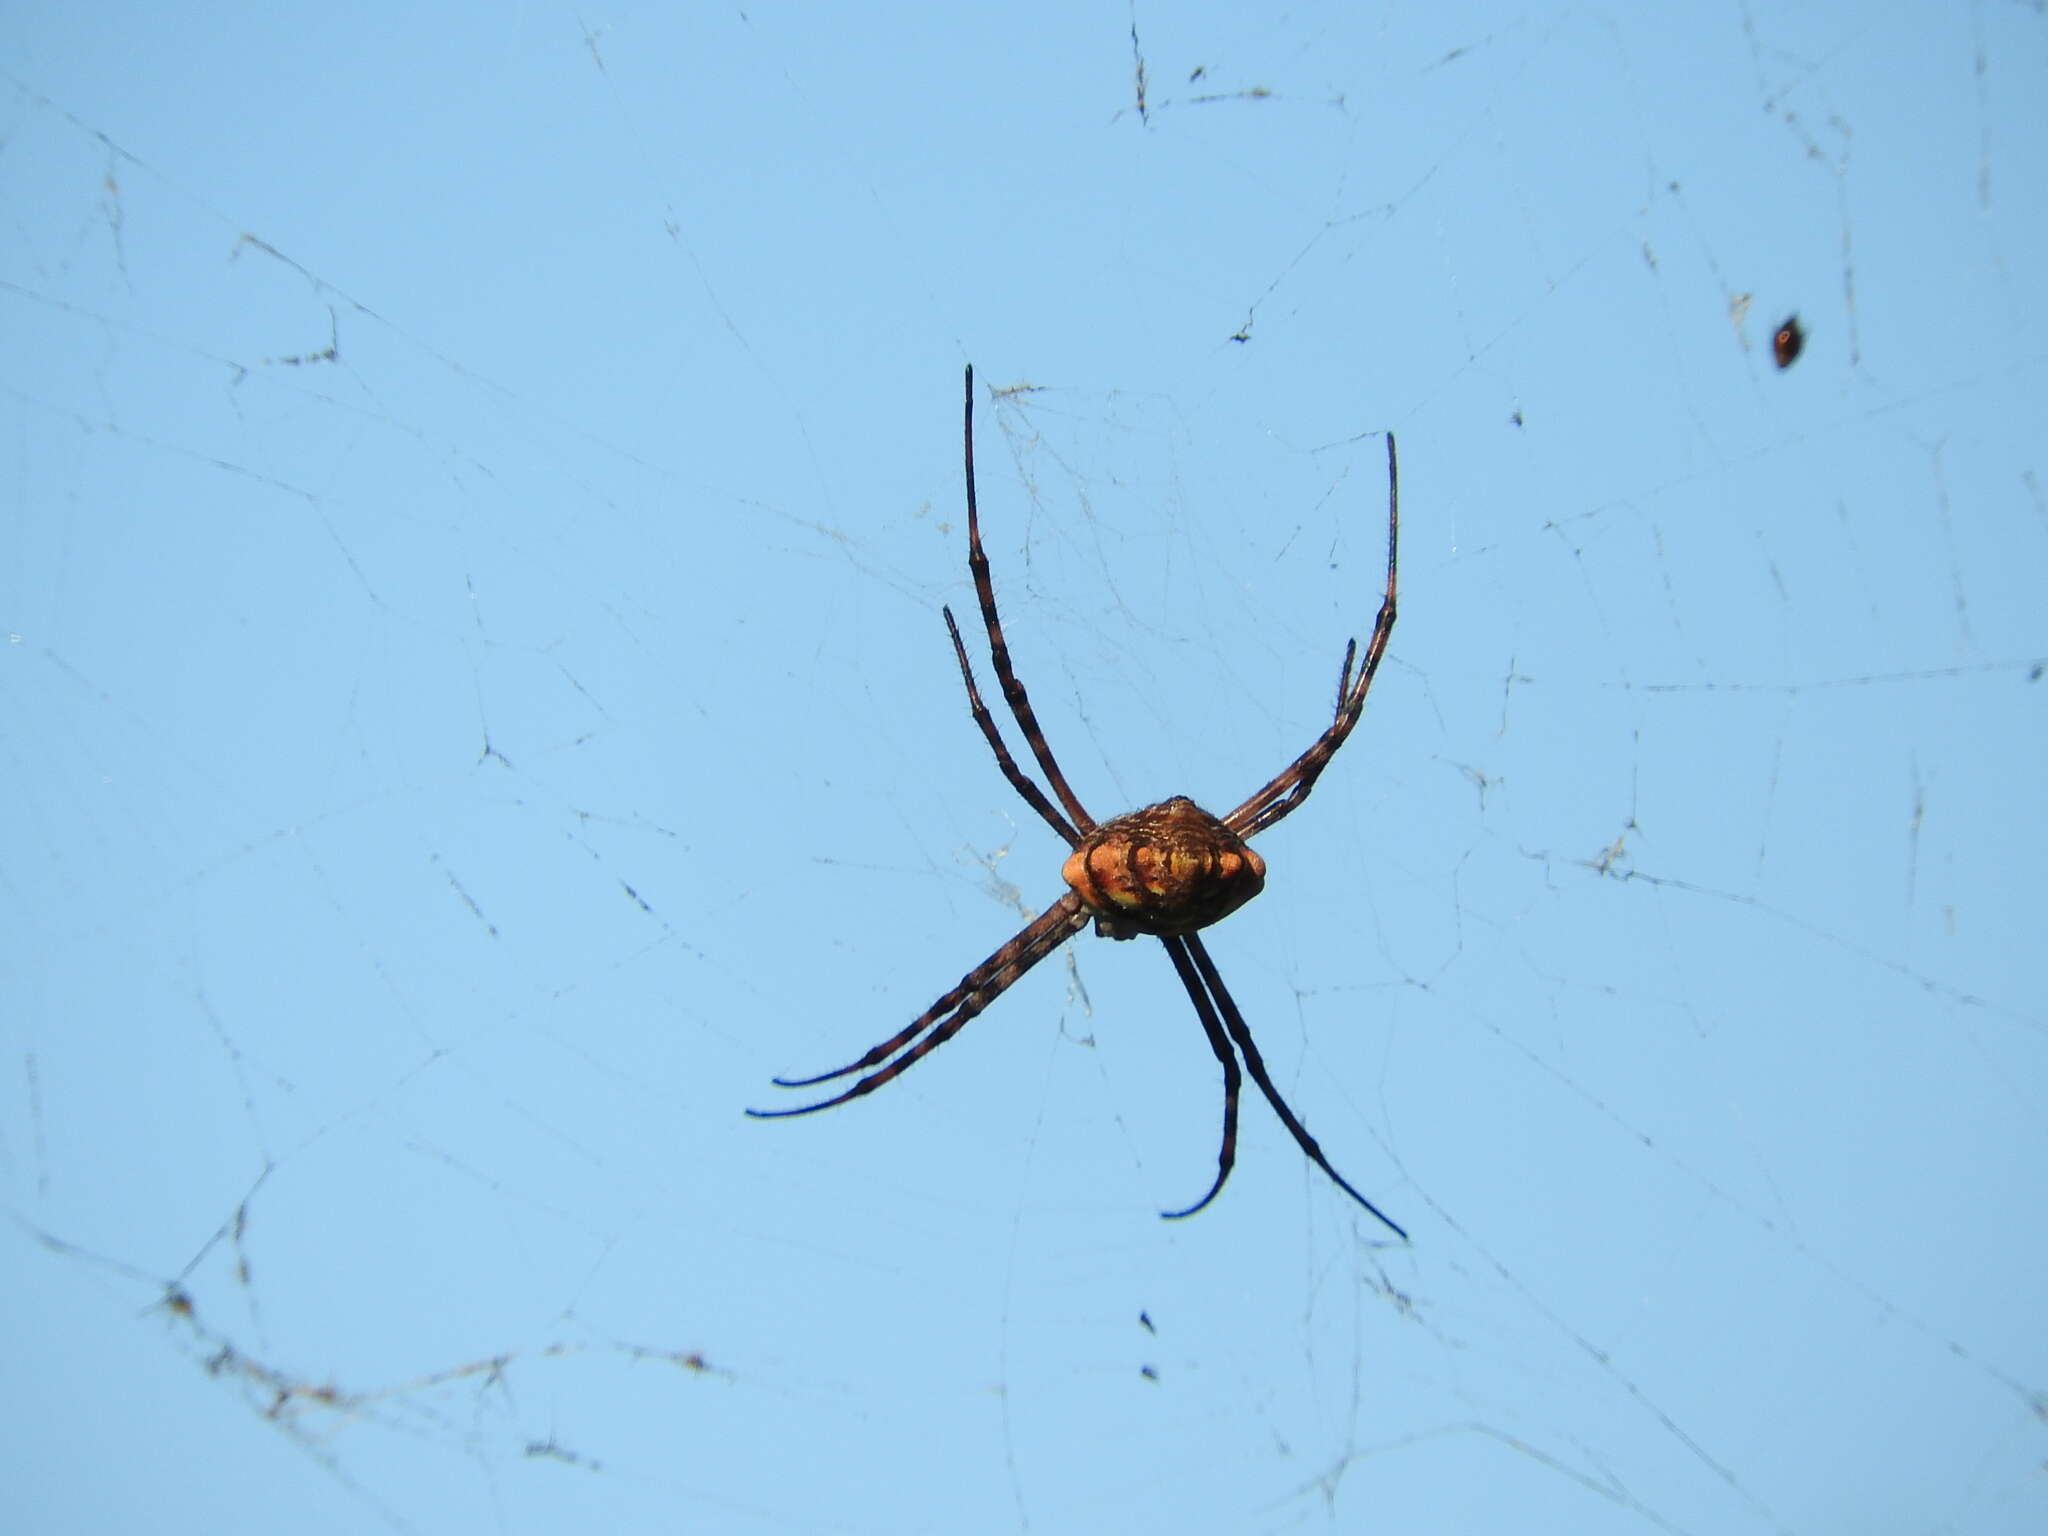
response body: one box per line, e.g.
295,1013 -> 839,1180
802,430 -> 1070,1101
1140,1365 -> 1159,1381
1772,314 -> 1805,369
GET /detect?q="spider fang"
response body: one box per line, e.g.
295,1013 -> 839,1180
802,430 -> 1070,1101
1062,795 -> 1266,940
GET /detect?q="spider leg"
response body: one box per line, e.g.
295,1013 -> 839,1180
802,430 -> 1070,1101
747,894 -> 1089,1116
1157,936 -> 1242,1219
944,606 -> 1081,848
1333,637 -> 1358,712
1226,432 -> 1398,839
1182,935 -> 1408,1239
960,364 -> 1096,835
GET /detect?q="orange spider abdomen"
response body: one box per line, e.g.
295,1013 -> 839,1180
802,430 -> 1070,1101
1061,795 -> 1266,940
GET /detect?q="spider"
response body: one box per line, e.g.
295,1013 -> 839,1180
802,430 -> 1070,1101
749,366 -> 1405,1239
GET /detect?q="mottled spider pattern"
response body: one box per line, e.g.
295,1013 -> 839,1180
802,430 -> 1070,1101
750,366 -> 1405,1237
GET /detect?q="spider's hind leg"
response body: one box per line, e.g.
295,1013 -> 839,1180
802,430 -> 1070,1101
748,894 -> 1089,1116
1158,936 -> 1241,1219
1182,936 -> 1407,1239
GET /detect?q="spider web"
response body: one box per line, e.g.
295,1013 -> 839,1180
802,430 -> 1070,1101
5,4 -> 2046,1533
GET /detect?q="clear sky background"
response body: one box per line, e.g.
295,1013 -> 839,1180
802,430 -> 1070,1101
4,4 -> 2045,1533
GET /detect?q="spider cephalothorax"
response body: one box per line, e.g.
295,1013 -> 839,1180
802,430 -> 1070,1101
750,365 -> 1405,1236
1062,795 -> 1265,940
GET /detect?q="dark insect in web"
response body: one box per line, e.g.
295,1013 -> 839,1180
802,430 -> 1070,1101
1773,315 -> 1805,369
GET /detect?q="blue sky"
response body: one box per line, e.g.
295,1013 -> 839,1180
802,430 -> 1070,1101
4,3 -> 2045,1533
